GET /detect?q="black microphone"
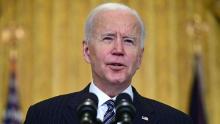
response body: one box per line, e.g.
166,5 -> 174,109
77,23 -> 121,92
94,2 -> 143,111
77,93 -> 98,124
115,93 -> 136,124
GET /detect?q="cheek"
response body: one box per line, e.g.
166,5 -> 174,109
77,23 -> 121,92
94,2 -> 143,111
93,47 -> 109,63
127,52 -> 141,68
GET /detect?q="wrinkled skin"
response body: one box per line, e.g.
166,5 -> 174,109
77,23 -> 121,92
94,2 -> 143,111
83,10 -> 144,97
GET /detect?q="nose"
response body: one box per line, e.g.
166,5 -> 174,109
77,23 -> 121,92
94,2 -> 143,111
112,38 -> 125,56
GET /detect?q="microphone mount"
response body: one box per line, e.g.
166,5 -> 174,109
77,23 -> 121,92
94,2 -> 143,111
114,93 -> 136,124
77,93 -> 98,124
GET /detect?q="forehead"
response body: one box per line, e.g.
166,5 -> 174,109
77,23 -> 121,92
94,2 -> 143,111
92,10 -> 141,36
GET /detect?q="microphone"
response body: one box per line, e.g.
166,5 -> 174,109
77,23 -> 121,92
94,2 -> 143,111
77,93 -> 98,124
115,93 -> 136,124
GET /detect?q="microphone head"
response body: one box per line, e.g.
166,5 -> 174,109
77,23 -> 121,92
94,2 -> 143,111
115,93 -> 136,123
85,93 -> 99,106
77,93 -> 98,123
116,93 -> 132,105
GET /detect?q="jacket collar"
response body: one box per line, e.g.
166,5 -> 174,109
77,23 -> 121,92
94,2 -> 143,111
64,84 -> 155,123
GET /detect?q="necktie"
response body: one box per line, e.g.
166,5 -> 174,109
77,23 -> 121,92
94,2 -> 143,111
103,100 -> 115,124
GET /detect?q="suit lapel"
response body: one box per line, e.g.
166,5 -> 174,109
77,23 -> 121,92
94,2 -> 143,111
132,87 -> 156,124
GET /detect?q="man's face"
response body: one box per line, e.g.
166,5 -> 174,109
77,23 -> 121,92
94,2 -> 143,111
83,10 -> 144,87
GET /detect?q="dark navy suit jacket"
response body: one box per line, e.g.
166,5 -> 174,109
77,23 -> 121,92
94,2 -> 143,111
24,84 -> 193,124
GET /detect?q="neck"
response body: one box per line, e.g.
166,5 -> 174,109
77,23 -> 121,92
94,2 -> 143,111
93,80 -> 130,97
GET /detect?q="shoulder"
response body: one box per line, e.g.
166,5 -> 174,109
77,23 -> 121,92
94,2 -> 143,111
139,96 -> 193,123
132,87 -> 193,124
28,84 -> 91,112
143,97 -> 187,116
24,84 -> 91,124
24,91 -> 83,124
32,91 -> 81,109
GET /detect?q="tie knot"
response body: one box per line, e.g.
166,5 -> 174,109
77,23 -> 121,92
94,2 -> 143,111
105,99 -> 115,109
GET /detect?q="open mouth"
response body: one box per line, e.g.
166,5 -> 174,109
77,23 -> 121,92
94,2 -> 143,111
107,62 -> 126,70
110,63 -> 124,66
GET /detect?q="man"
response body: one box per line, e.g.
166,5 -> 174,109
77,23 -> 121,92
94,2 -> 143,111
24,3 -> 193,124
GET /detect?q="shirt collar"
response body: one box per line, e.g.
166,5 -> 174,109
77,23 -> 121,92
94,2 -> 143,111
89,81 -> 134,107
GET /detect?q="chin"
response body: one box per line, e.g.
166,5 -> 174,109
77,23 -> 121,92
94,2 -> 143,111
105,72 -> 129,84
107,77 -> 126,85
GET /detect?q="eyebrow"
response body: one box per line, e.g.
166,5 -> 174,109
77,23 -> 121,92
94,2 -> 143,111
101,32 -> 117,37
122,35 -> 137,39
101,32 -> 137,38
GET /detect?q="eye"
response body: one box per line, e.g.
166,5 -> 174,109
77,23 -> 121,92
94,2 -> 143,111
103,36 -> 114,41
123,38 -> 135,45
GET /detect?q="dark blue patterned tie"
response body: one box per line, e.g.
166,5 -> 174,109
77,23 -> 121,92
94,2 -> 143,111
103,100 -> 115,124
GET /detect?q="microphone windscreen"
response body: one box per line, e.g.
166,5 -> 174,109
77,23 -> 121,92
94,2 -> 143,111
115,93 -> 136,123
116,93 -> 132,105
86,93 -> 98,106
78,93 -> 98,106
77,92 -> 99,123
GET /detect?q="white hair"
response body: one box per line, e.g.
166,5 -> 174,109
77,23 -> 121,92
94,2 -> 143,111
84,3 -> 146,48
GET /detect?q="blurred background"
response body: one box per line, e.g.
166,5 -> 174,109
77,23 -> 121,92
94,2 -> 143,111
0,0 -> 220,124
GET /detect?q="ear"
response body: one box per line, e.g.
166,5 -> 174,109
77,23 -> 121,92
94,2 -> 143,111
83,41 -> 91,63
137,48 -> 144,69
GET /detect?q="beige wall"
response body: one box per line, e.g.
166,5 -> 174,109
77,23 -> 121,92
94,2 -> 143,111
0,0 -> 220,123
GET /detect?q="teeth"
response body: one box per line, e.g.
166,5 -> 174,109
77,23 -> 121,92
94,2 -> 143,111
112,63 -> 122,66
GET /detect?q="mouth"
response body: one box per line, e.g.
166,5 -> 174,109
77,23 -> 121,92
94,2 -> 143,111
107,62 -> 126,70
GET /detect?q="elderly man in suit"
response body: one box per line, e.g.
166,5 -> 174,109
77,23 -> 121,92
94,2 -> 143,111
24,3 -> 193,124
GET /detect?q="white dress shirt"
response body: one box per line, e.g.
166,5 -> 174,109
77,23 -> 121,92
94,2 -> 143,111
89,81 -> 133,121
